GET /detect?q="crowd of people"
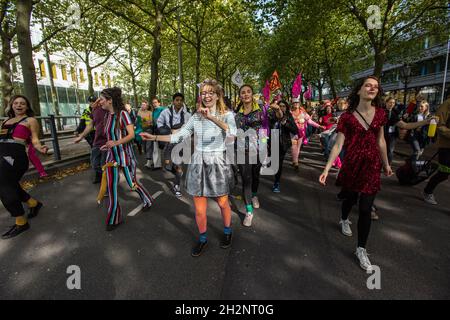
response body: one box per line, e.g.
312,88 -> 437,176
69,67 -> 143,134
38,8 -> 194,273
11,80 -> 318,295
1,75 -> 449,272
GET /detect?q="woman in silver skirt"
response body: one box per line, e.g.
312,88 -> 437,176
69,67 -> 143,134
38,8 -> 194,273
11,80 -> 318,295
141,79 -> 237,257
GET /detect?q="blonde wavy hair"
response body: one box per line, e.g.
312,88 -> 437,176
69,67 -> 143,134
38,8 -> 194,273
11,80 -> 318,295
200,79 -> 227,115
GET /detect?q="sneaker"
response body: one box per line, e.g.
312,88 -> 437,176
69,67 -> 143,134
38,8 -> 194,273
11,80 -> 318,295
27,202 -> 43,219
243,213 -> 253,227
355,247 -> 373,271
106,222 -> 122,232
39,173 -> 49,178
423,192 -> 438,205
251,196 -> 260,209
191,241 -> 208,257
144,160 -> 153,169
220,233 -> 232,249
272,183 -> 280,193
339,219 -> 352,237
371,211 -> 379,220
2,223 -> 30,239
173,185 -> 182,198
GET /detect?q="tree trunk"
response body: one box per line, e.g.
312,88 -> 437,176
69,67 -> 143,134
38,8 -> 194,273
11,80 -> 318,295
195,42 -> 201,99
16,0 -> 40,116
86,60 -> 94,96
177,12 -> 184,95
149,10 -> 162,100
0,36 -> 14,116
131,74 -> 138,109
44,42 -> 60,115
317,80 -> 323,101
373,48 -> 386,79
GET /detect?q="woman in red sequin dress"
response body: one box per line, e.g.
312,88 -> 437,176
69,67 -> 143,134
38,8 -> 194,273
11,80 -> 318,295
319,76 -> 393,272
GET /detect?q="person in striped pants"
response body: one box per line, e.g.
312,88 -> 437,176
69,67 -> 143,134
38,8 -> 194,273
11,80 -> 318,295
97,87 -> 153,231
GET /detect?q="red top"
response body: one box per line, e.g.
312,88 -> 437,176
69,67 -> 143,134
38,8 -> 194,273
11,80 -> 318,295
320,113 -> 334,130
336,107 -> 387,194
12,124 -> 31,141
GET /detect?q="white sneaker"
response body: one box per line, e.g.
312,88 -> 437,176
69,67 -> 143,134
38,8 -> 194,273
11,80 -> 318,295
339,219 -> 352,236
144,160 -> 153,168
243,213 -> 253,227
173,185 -> 182,198
355,247 -> 372,271
423,192 -> 438,205
251,196 -> 260,209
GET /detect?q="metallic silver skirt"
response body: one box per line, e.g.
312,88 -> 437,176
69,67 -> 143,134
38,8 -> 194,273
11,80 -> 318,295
185,151 -> 234,197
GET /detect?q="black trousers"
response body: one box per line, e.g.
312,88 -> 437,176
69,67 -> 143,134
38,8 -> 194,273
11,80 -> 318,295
0,143 -> 31,217
425,148 -> 450,194
238,162 -> 262,206
274,148 -> 288,184
341,189 -> 376,248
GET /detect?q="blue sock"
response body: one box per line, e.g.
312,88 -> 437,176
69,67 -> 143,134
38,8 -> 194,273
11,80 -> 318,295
224,226 -> 232,235
246,204 -> 253,214
199,232 -> 207,243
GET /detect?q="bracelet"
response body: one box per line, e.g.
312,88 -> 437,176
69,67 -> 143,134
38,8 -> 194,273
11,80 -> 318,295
154,135 -> 158,142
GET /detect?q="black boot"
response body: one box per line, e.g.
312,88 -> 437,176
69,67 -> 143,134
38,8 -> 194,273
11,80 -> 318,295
28,202 -> 43,219
2,223 -> 30,239
191,241 -> 208,257
220,233 -> 232,249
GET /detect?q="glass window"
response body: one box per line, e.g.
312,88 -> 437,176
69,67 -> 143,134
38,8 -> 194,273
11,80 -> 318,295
51,63 -> 57,79
39,60 -> 46,78
79,69 -> 85,83
71,67 -> 77,82
61,65 -> 68,81
94,72 -> 99,86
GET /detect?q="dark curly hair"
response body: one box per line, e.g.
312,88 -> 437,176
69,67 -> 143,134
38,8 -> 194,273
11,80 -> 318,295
7,95 -> 35,118
347,76 -> 383,112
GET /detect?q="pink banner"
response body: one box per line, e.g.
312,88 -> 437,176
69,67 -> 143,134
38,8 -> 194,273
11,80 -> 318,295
291,73 -> 302,99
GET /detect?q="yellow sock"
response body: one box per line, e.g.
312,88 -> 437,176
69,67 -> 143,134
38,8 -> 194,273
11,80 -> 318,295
26,198 -> 38,208
16,216 -> 27,226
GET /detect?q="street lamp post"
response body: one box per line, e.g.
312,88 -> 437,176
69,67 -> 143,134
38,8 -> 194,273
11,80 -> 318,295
399,64 -> 411,107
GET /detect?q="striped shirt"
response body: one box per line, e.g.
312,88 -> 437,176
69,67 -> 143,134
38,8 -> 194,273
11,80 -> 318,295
170,111 -> 237,152
105,110 -> 136,167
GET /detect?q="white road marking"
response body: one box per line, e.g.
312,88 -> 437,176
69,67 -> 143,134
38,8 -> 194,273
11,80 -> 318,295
128,191 -> 163,216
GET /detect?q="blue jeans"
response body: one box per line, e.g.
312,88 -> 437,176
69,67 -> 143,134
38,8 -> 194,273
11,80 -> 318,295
91,146 -> 107,176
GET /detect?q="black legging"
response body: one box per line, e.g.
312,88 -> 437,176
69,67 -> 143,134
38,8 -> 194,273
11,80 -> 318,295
424,148 -> 450,194
238,162 -> 262,206
341,189 -> 376,248
274,148 -> 288,184
0,143 -> 31,217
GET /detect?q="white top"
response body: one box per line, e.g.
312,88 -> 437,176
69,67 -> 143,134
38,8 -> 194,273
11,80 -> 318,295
170,111 -> 237,152
157,105 -> 191,129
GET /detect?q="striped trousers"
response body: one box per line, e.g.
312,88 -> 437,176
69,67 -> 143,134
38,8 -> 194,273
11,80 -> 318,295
105,163 -> 153,226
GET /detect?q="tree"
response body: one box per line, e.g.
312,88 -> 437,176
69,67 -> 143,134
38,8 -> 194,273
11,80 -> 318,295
95,0 -> 178,101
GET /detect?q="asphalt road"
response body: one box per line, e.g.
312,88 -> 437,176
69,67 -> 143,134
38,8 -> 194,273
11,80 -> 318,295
0,137 -> 449,299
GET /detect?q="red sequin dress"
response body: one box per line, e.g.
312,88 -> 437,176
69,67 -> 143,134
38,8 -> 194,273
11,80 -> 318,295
336,107 -> 387,195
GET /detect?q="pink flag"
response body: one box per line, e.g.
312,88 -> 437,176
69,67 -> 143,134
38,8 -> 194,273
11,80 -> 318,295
303,83 -> 312,100
291,73 -> 302,99
262,80 -> 270,103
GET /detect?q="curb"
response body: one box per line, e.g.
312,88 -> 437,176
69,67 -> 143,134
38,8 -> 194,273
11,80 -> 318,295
24,153 -> 90,180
